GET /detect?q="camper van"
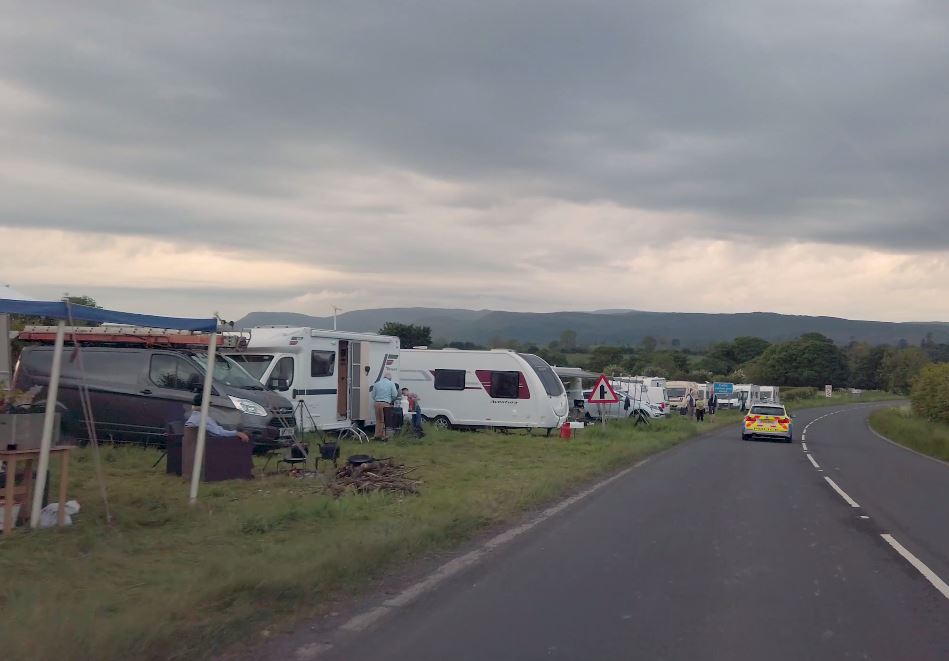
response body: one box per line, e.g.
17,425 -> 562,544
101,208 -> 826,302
226,327 -> 400,432
666,380 -> 706,412
399,349 -> 569,431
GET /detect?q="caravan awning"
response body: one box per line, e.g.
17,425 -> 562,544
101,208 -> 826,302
0,298 -> 217,332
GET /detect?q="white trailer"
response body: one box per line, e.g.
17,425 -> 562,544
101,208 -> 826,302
226,326 -> 400,432
399,349 -> 569,432
733,384 -> 761,411
758,385 -> 780,404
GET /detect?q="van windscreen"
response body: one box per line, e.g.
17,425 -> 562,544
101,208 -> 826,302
517,353 -> 565,397
667,387 -> 686,398
192,353 -> 264,390
230,354 -> 274,380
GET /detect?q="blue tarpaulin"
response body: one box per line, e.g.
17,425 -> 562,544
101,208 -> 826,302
0,298 -> 217,332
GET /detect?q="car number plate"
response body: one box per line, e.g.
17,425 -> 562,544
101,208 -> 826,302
279,427 -> 295,438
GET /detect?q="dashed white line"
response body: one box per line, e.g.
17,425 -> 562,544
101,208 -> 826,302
881,534 -> 949,600
801,442 -> 808,452
824,476 -> 861,508
806,454 -> 821,469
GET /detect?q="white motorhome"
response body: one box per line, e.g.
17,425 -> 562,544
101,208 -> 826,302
399,349 -> 569,432
758,385 -> 780,404
733,384 -> 761,411
226,326 -> 400,432
666,380 -> 706,412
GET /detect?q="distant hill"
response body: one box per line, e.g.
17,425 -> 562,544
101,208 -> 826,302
235,308 -> 949,348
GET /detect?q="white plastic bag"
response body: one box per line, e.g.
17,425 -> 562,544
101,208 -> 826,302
38,499 -> 80,528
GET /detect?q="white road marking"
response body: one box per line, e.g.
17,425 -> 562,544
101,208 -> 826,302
806,454 -> 821,469
801,442 -> 808,452
859,515 -> 870,519
881,534 -> 949,600
866,420 -> 949,468
824,476 -> 860,508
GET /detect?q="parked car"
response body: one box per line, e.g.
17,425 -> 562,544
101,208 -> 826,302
14,345 -> 295,448
741,404 -> 793,443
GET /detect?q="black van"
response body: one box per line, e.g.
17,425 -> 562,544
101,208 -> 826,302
14,346 -> 295,448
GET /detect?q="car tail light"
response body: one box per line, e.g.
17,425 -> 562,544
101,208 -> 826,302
778,418 -> 790,424
745,416 -> 755,423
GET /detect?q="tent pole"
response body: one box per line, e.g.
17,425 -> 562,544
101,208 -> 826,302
189,331 -> 217,505
30,320 -> 65,528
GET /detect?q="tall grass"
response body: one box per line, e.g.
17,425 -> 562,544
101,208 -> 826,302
869,406 -> 949,462
784,390 -> 900,413
0,412 -> 739,660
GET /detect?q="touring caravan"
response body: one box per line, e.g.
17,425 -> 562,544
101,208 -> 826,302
666,381 -> 706,412
226,327 -> 400,432
758,385 -> 780,404
733,384 -> 762,411
399,349 -> 569,432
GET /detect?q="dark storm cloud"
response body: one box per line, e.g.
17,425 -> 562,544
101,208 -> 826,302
2,0 -> 948,253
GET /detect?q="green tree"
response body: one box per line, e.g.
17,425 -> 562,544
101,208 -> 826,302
379,322 -> 432,348
911,363 -> 949,422
640,336 -> 658,353
847,343 -> 888,390
587,345 -> 624,372
731,336 -> 771,363
749,333 -> 849,387
880,346 -> 929,394
559,330 -> 578,351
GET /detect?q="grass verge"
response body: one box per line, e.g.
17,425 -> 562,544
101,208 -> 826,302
784,390 -> 900,413
869,406 -> 949,463
0,412 -> 739,660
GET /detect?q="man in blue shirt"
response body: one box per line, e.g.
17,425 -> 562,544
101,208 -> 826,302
186,394 -> 249,442
372,372 -> 397,440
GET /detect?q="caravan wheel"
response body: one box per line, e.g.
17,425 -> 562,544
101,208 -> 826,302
431,415 -> 451,430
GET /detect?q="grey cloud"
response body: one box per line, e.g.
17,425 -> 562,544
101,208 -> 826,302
2,0 -> 949,260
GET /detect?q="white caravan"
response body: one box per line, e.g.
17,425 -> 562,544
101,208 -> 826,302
399,349 -> 569,432
226,327 -> 400,432
733,384 -> 761,411
758,385 -> 780,404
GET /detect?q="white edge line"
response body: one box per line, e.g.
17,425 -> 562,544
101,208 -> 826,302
806,454 -> 820,469
881,534 -> 949,600
824,476 -> 860,508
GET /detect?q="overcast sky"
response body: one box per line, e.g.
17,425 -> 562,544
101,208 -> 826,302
2,1 -> 948,322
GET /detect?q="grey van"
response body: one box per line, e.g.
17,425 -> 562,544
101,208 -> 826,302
14,345 -> 295,449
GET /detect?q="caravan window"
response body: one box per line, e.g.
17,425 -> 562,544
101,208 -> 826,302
517,353 -> 565,397
490,371 -> 521,399
311,350 -> 336,377
434,369 -> 466,390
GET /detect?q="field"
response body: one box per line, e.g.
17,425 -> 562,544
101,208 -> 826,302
0,412 -> 740,660
869,406 -> 949,463
783,390 -> 900,413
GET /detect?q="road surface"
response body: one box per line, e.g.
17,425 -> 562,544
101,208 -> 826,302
291,403 -> 949,660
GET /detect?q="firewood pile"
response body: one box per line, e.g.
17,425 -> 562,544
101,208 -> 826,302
327,459 -> 421,497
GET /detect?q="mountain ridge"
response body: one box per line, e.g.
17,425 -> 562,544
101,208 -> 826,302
235,308 -> 949,348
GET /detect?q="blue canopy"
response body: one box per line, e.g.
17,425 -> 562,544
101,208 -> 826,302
0,298 -> 218,332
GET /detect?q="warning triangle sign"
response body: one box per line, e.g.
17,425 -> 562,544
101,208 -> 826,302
587,374 -> 620,404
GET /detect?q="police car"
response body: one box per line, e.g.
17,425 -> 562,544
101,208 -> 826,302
741,404 -> 793,443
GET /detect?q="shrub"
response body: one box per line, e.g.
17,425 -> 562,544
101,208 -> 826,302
781,387 -> 818,401
911,364 -> 949,423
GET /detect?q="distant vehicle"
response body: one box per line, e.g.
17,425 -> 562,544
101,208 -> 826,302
741,404 -> 793,443
598,377 -> 668,419
733,384 -> 761,411
14,341 -> 295,448
225,326 -> 399,432
666,380 -> 706,412
758,385 -> 780,404
399,349 -> 569,432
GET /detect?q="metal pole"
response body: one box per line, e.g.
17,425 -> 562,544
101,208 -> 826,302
30,320 -> 65,528
189,332 -> 217,504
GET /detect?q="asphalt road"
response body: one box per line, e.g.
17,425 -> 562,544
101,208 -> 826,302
314,403 -> 949,661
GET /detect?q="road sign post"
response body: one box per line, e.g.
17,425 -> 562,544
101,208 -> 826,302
587,375 -> 620,427
825,385 -> 833,398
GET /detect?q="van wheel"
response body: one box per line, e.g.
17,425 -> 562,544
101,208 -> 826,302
431,416 -> 451,430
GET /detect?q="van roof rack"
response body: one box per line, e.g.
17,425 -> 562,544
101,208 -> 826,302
18,325 -> 242,349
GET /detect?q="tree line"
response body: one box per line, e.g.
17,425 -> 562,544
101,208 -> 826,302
380,322 -> 945,394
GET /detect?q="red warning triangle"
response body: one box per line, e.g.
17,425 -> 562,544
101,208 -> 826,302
587,374 -> 620,404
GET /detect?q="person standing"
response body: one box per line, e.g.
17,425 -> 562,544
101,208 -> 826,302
686,389 -> 696,420
372,372 -> 398,440
708,391 -> 718,417
401,387 -> 424,437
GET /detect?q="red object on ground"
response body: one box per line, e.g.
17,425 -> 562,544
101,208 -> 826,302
560,422 -> 572,439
